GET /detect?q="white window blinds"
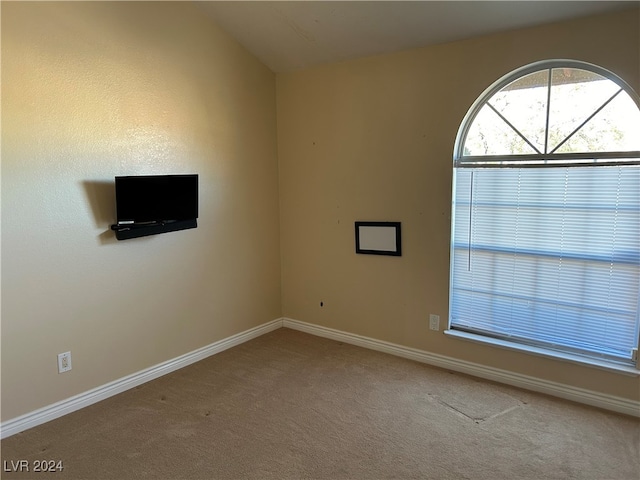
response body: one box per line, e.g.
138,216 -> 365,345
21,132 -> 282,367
450,166 -> 640,362
449,61 -> 640,366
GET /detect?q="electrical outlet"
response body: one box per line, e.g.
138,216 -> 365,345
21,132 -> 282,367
57,351 -> 72,373
429,314 -> 440,331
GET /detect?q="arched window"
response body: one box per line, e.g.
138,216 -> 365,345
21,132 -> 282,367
448,60 -> 640,369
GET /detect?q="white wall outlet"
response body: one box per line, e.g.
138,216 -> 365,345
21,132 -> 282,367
429,314 -> 440,331
57,351 -> 72,373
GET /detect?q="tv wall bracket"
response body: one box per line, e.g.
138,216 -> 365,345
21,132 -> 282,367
110,219 -> 197,240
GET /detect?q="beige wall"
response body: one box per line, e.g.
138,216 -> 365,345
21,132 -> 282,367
277,9 -> 640,400
2,3 -> 639,424
1,1 -> 281,420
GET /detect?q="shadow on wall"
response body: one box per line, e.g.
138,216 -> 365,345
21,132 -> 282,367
82,180 -> 118,245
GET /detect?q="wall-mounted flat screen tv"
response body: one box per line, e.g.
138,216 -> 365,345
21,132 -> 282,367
115,174 -> 198,225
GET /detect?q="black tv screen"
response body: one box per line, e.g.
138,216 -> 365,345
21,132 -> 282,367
115,174 -> 198,224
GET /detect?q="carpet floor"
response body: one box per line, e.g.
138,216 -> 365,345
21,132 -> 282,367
1,328 -> 639,479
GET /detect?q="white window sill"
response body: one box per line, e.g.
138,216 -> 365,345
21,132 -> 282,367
444,329 -> 640,376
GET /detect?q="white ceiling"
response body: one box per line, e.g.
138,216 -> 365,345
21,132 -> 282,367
198,1 -> 637,73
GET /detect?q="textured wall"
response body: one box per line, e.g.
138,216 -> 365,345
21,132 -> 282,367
1,2 -> 281,420
3,2 -> 638,425
277,8 -> 640,400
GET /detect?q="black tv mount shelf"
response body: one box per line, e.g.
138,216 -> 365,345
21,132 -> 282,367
110,219 -> 197,240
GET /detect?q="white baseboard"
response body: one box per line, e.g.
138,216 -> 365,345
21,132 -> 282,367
282,317 -> 640,418
0,318 -> 284,439
3,316 -> 637,439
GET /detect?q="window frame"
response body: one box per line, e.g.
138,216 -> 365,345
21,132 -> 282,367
454,59 -> 640,167
447,59 -> 640,373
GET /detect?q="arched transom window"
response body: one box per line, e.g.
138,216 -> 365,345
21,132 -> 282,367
448,60 -> 640,369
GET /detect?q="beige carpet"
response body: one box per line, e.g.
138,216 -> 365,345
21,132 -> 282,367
1,328 -> 639,479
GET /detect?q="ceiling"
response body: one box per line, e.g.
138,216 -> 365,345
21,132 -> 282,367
198,1 -> 637,73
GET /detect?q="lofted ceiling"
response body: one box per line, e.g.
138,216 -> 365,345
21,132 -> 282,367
198,1 -> 637,73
